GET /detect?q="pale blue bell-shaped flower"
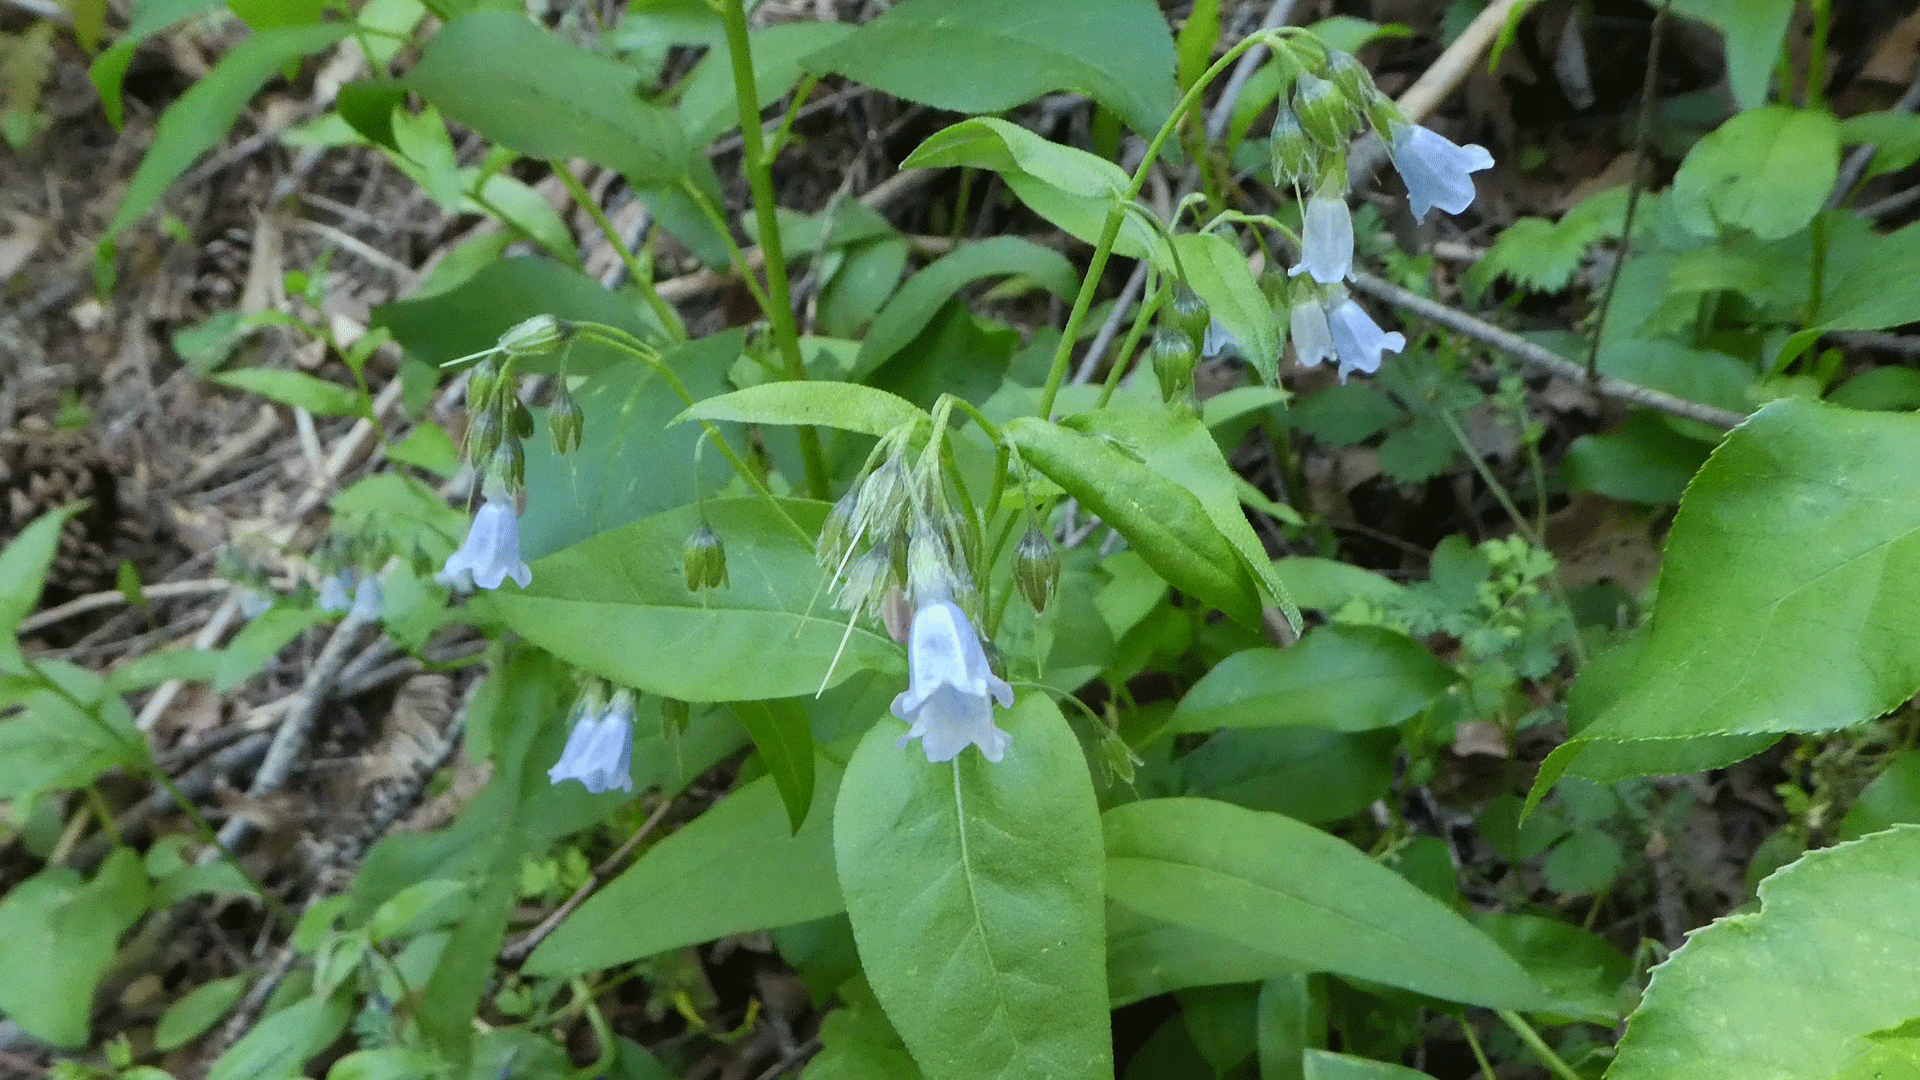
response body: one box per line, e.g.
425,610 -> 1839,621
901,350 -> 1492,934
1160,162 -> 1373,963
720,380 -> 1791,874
548,693 -> 635,794
1326,299 -> 1406,382
1201,318 -> 1242,359
237,587 -> 275,619
1288,194 -> 1354,284
317,571 -> 355,613
350,576 -> 384,622
439,490 -> 531,591
891,600 -> 1014,763
1390,123 -> 1494,221
1289,297 -> 1337,372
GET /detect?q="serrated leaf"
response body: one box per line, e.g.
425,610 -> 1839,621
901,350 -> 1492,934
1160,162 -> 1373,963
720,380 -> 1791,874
408,11 -> 688,186
1610,825 -> 1920,1080
1104,798 -> 1545,1010
835,694 -> 1111,1080
803,0 -> 1177,139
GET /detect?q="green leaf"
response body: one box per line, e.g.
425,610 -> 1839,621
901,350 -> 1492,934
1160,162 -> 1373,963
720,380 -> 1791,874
1470,188 -> 1628,295
1669,106 -> 1839,241
1543,400 -> 1920,783
524,761 -> 842,976
0,503 -> 84,665
494,498 -> 901,702
1174,232 -> 1280,384
1165,625 -> 1456,735
88,0 -> 225,127
1062,405 -> 1298,627
1302,1050 -> 1432,1080
1838,749 -> 1920,841
803,0 -> 1177,139
1256,974 -> 1318,1080
835,693 -> 1111,1080
732,698 -> 816,833
384,422 -> 461,476
106,23 -> 353,241
1563,415 -> 1712,505
408,11 -> 688,186
211,368 -> 365,417
1268,557 -> 1403,612
205,991 -> 353,1080
1828,366 -> 1920,412
803,999 -> 927,1080
1174,728 -> 1398,826
1610,825 -> 1920,1080
856,238 -> 1077,376
680,381 -> 925,438
1004,416 -> 1263,627
0,664 -> 148,801
902,117 -> 1129,199
1670,0 -> 1794,111
1107,905 -> 1298,1009
1104,798 -> 1544,1010
155,975 -> 250,1051
0,848 -> 149,1047
675,20 -> 854,145
1476,913 -> 1632,1024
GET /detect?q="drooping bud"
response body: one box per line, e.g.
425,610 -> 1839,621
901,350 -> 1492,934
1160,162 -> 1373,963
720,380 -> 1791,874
466,356 -> 505,412
907,527 -> 961,606
509,398 -> 535,440
1325,51 -> 1379,109
1169,285 -> 1211,352
1269,107 -> 1319,190
880,585 -> 914,644
683,524 -> 728,592
491,439 -> 525,493
1012,527 -> 1061,613
497,314 -> 567,358
1148,328 -> 1198,407
1291,72 -> 1353,148
834,547 -> 891,616
465,407 -> 503,466
850,456 -> 909,546
660,697 -> 690,739
547,384 -> 583,454
817,487 -> 859,570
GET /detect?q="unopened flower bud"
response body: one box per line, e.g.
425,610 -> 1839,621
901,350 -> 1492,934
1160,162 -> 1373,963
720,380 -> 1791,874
1170,286 -> 1211,352
907,528 -> 960,605
465,406 -> 502,464
509,399 -> 535,440
817,487 -> 859,570
547,385 -> 583,454
1270,107 -> 1319,189
498,314 -> 567,358
1291,72 -> 1354,148
466,357 -> 504,411
1326,51 -> 1379,108
683,524 -> 728,591
1148,328 -> 1198,406
1013,527 -> 1061,613
881,585 -> 913,644
491,440 -> 524,492
850,457 -> 909,546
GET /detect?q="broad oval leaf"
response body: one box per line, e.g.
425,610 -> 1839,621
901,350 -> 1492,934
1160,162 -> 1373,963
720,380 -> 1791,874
493,498 -> 901,702
1610,824 -> 1920,1080
902,117 -> 1128,199
1544,399 -> 1920,785
0,848 -> 148,1047
679,381 -> 925,438
835,694 -> 1111,1080
803,0 -> 1177,139
409,11 -> 689,186
1669,106 -> 1838,241
1004,416 -> 1263,627
1166,625 -> 1457,735
525,762 -> 843,976
1104,798 -> 1545,1010
856,238 -> 1077,376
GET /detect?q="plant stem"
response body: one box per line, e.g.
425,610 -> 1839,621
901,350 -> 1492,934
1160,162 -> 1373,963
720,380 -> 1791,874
1808,0 -> 1830,111
551,164 -> 686,341
1583,0 -> 1669,383
1496,1009 -> 1584,1080
715,0 -> 829,499
1035,30 -> 1288,419
1098,272 -> 1164,407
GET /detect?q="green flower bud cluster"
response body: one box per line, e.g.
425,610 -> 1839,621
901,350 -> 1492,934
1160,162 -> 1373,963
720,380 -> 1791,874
457,315 -> 587,500
1268,47 -> 1404,192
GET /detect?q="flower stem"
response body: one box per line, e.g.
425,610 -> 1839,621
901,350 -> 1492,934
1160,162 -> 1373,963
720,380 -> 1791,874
1035,30 -> 1290,420
551,164 -> 686,341
1496,1009 -> 1584,1080
715,0 -> 829,500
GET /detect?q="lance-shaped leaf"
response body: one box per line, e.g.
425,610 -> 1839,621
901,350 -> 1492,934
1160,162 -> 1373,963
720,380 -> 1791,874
679,381 -> 926,439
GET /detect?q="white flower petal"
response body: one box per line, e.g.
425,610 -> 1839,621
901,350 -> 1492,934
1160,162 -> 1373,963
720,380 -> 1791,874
1390,124 -> 1494,221
1326,300 -> 1406,382
1288,195 -> 1354,284
548,698 -> 635,793
441,493 -> 531,591
1290,299 -> 1337,371
890,601 -> 1013,763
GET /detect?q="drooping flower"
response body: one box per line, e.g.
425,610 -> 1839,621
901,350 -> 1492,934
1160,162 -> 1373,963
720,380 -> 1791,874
317,571 -> 355,613
1389,123 -> 1494,221
1289,192 -> 1355,284
891,600 -> 1014,764
1325,298 -> 1406,382
439,488 -> 531,591
1201,318 -> 1242,359
1289,296 -> 1337,372
548,693 -> 635,794
350,576 -> 384,622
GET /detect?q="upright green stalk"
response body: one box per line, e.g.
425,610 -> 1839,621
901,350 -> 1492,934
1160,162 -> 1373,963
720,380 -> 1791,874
1035,30 -> 1287,420
715,0 -> 829,499
551,165 -> 686,341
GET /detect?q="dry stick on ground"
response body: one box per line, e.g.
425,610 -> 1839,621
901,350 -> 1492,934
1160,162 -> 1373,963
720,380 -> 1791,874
1347,270 -> 1747,429
498,794 -> 679,964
